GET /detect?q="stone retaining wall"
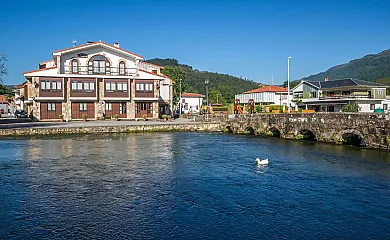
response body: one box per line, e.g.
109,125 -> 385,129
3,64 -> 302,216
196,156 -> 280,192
0,123 -> 223,136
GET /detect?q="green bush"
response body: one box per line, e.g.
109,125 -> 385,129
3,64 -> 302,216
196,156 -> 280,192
342,103 -> 359,112
255,105 -> 262,113
82,114 -> 88,119
114,114 -> 119,119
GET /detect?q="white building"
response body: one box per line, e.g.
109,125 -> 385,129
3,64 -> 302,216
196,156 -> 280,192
179,92 -> 205,114
235,85 -> 290,106
22,41 -> 174,120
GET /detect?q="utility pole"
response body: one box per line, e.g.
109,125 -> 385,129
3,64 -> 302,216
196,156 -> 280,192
205,79 -> 209,114
179,78 -> 182,114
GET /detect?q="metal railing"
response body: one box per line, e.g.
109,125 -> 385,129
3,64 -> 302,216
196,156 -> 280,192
64,65 -> 137,76
319,94 -> 372,100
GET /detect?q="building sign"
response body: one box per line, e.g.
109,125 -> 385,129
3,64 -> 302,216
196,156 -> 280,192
77,53 -> 88,58
182,99 -> 185,103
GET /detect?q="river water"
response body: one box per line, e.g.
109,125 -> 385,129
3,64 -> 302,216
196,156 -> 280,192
1,132 -> 390,239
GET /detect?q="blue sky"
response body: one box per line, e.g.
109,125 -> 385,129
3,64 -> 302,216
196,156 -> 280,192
1,0 -> 389,85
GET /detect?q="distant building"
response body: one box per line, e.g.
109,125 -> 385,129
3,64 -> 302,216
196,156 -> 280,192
14,82 -> 27,111
292,78 -> 388,112
235,85 -> 290,106
179,92 -> 205,114
0,95 -> 10,115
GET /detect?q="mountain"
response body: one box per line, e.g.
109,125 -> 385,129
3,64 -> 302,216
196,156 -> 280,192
302,49 -> 390,82
146,58 -> 263,103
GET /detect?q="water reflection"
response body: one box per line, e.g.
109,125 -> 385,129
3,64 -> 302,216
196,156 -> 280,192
0,132 -> 390,239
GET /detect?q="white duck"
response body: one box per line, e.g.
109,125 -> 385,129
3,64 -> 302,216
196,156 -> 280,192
255,158 -> 269,165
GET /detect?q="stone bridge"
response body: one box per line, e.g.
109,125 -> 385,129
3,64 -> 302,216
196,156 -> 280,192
196,113 -> 390,149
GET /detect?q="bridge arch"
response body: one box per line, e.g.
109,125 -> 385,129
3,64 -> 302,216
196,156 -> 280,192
245,126 -> 255,135
337,129 -> 366,147
266,126 -> 281,138
225,125 -> 233,133
296,129 -> 317,141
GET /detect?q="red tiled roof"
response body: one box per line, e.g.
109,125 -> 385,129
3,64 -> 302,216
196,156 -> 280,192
244,85 -> 289,94
182,92 -> 205,98
53,41 -> 143,58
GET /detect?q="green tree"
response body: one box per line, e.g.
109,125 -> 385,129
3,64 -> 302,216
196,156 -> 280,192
161,66 -> 188,104
0,53 -> 7,84
342,103 -> 359,112
208,89 -> 227,105
282,80 -> 299,89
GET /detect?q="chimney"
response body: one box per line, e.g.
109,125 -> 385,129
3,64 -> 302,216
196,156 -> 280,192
113,42 -> 120,48
325,76 -> 328,82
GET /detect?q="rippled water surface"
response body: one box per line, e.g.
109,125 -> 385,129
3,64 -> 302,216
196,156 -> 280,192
1,132 -> 390,239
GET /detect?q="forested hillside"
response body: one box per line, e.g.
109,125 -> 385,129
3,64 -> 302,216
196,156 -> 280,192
302,49 -> 390,82
146,58 -> 262,104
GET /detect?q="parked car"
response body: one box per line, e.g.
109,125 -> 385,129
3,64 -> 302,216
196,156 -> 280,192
14,110 -> 28,118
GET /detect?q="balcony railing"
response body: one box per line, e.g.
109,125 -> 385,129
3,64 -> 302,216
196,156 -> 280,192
319,94 -> 372,100
64,65 -> 137,76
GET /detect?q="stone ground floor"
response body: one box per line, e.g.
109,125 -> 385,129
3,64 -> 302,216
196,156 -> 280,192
25,100 -> 172,121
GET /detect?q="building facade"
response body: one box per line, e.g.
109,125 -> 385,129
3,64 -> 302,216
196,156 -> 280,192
179,92 -> 205,114
292,78 -> 388,112
235,85 -> 290,106
23,41 -> 173,121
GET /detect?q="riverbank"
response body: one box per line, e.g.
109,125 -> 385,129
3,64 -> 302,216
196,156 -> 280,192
0,119 -> 222,136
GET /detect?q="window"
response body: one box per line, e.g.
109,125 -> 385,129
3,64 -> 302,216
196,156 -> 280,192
72,81 -> 78,90
106,82 -> 111,91
152,70 -> 158,74
105,103 -> 112,111
54,81 -> 62,91
83,81 -> 94,92
384,104 -> 388,110
80,103 -> 87,111
377,89 -> 384,95
120,103 -> 127,114
370,104 -> 375,110
40,80 -> 61,91
111,82 -> 116,91
119,61 -> 125,75
71,59 -> 78,73
41,80 -> 48,90
47,103 -> 56,111
137,82 -> 153,92
88,55 -> 110,75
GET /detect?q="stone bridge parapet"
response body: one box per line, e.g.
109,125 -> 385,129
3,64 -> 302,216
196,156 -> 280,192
194,113 -> 390,149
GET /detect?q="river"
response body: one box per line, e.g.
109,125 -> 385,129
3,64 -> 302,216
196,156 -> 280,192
1,132 -> 390,239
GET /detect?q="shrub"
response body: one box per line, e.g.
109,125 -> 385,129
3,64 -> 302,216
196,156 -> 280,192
114,114 -> 119,119
82,114 -> 88,119
162,114 -> 168,119
255,105 -> 262,113
143,114 -> 147,119
265,131 -> 274,137
342,103 -> 359,112
58,114 -> 64,119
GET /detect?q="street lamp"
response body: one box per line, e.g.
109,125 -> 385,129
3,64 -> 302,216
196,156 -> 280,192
205,79 -> 209,114
287,56 -> 292,113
